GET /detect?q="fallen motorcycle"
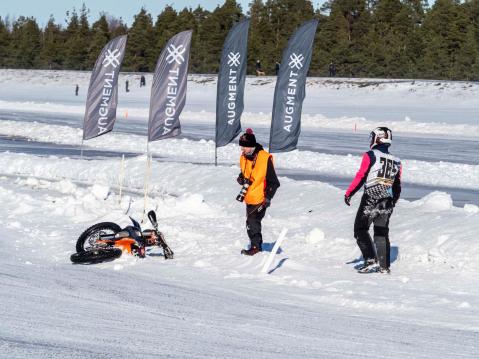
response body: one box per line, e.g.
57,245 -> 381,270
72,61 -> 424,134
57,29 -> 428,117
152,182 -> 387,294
70,210 -> 174,264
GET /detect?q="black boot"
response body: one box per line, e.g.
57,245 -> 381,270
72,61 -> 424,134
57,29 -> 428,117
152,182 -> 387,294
357,258 -> 377,273
241,245 -> 262,256
378,267 -> 391,274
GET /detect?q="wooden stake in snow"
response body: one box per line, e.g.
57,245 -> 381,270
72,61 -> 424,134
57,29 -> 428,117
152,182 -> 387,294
118,154 -> 125,206
261,228 -> 288,274
142,153 -> 152,223
80,138 -> 84,159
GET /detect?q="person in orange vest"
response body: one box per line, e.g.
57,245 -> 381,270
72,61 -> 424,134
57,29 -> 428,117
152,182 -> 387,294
237,128 -> 280,256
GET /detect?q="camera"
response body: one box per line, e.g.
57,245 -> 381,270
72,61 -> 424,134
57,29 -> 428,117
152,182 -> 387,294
236,179 -> 252,202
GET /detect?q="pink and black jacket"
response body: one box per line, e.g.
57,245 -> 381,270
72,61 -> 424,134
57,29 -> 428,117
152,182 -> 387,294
346,144 -> 402,203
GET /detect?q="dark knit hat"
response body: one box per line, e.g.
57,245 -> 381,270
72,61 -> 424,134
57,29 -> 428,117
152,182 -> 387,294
239,128 -> 257,147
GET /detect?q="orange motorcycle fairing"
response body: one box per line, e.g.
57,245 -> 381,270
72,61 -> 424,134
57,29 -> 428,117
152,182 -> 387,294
112,238 -> 137,253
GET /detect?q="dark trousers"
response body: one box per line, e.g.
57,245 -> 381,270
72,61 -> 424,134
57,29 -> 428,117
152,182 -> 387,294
246,204 -> 266,249
354,195 -> 394,268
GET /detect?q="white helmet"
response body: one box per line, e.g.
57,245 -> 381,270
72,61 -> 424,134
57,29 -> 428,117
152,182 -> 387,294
369,127 -> 392,148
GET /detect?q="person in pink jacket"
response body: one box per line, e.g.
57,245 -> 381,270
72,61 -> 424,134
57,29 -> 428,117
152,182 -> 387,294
344,127 -> 402,274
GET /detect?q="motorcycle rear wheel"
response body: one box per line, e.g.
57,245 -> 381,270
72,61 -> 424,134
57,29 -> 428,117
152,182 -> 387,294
70,248 -> 123,264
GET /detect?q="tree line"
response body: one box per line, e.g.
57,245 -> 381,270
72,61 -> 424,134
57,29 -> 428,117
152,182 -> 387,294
0,0 -> 478,80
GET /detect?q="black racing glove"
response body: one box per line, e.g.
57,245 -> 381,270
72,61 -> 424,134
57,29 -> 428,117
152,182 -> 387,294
237,173 -> 245,185
258,198 -> 271,212
344,195 -> 351,206
263,198 -> 271,208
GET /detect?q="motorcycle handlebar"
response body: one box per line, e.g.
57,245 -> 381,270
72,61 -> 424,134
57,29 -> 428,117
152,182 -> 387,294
99,229 -> 158,241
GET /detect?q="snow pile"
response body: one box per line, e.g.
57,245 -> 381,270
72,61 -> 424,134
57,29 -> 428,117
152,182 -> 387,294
411,191 -> 453,212
1,69 -> 478,137
464,204 -> 479,214
305,228 -> 326,245
91,183 -> 110,200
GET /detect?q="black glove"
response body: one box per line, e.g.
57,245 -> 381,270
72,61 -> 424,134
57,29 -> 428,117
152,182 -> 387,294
344,195 -> 351,206
263,198 -> 271,208
258,198 -> 271,212
237,173 -> 245,185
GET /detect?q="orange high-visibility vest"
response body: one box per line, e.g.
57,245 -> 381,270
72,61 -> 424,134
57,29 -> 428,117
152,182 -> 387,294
240,150 -> 271,205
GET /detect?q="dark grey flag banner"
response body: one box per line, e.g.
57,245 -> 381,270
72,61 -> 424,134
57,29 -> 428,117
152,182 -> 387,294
83,35 -> 127,140
269,20 -> 318,153
148,30 -> 193,141
216,20 -> 250,147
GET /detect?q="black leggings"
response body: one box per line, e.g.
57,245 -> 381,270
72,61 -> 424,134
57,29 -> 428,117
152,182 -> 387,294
354,195 -> 394,268
246,204 -> 266,248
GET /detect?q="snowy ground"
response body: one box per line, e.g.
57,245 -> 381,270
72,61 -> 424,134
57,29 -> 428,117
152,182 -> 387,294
0,70 -> 478,358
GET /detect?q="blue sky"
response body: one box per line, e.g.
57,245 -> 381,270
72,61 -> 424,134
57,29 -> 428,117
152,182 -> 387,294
0,0 -> 260,27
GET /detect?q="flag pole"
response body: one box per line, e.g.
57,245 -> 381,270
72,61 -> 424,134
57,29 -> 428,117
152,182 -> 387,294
142,154 -> 152,223
142,141 -> 151,223
118,154 -> 125,207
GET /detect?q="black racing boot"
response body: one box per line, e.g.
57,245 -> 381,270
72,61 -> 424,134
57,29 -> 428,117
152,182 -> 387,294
241,245 -> 262,256
378,267 -> 391,274
357,258 -> 378,273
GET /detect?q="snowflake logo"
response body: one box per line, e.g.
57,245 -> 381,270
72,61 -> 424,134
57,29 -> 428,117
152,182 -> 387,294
227,52 -> 241,67
102,49 -> 122,68
288,53 -> 304,70
166,44 -> 186,65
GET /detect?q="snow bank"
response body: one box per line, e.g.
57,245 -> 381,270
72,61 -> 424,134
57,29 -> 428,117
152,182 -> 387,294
1,152 -> 478,275
2,98 -> 478,138
1,69 -> 478,137
0,121 -> 477,191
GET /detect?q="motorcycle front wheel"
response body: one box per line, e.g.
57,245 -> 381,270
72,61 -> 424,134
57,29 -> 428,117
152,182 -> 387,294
76,222 -> 122,253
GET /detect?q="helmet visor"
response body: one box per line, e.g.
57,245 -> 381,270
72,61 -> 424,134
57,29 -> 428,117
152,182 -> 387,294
369,131 -> 375,147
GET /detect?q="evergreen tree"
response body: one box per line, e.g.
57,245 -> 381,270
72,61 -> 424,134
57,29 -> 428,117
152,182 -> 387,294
400,0 -> 427,77
39,16 -> 64,69
317,0 -> 371,77
0,17 -> 11,68
309,9 -> 328,76
191,6 -> 210,73
267,0 -> 315,73
248,0 -> 274,74
176,7 -> 197,30
64,5 -> 91,70
464,0 -> 479,49
314,4 -> 338,76
88,14 -> 111,68
198,0 -> 243,73
124,8 -> 155,71
365,0 -> 426,78
9,16 -> 42,68
368,0 -> 404,77
153,6 -> 181,70
420,0 -> 475,79
454,26 -> 479,80
154,6 -> 179,52
107,16 -> 128,38
1,0 -> 479,79
176,8 -> 199,72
